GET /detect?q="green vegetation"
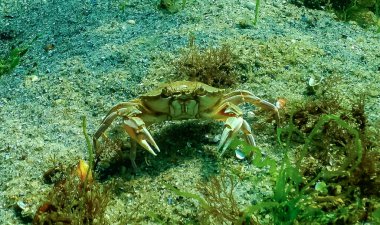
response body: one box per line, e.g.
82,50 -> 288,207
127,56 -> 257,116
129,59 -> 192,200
165,173 -> 255,224
33,117 -> 110,225
253,0 -> 261,25
292,0 -> 380,28
175,36 -> 240,88
158,0 -> 187,13
33,170 -> 111,225
166,94 -> 380,224
82,116 -> 95,172
0,45 -> 27,77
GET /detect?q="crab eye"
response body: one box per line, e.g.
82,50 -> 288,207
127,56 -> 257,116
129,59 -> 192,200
195,87 -> 206,96
161,87 -> 170,98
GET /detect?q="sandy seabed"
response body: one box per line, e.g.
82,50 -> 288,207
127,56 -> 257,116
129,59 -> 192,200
1,0 -> 379,224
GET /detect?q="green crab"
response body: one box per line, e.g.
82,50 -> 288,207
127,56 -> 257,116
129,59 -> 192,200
93,81 -> 279,168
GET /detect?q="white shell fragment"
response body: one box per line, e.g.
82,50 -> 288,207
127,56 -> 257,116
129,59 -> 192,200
235,149 -> 246,160
308,76 -> 324,87
308,77 -> 317,86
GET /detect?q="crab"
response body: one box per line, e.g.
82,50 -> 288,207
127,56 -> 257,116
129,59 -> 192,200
93,81 -> 279,168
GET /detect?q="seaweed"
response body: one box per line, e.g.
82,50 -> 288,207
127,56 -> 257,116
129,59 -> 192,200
291,0 -> 379,27
235,138 -> 308,225
228,138 -> 277,175
239,114 -> 365,224
0,44 -> 28,77
158,0 -> 187,13
253,0 -> 261,25
82,116 -> 95,172
33,117 -> 111,225
274,95 -> 380,223
165,173 -> 258,224
33,168 -> 111,225
175,36 -> 240,88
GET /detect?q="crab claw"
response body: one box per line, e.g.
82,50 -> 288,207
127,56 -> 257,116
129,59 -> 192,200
218,117 -> 244,155
218,117 -> 257,156
123,117 -> 160,155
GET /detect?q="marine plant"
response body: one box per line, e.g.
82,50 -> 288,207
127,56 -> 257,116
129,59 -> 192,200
272,95 -> 380,223
175,36 -> 240,88
165,172 -> 258,224
158,0 -> 187,13
33,117 -> 110,225
82,116 -> 95,172
237,113 -> 367,224
0,44 -> 27,77
292,0 -> 379,28
166,93 -> 379,223
253,0 -> 261,25
33,166 -> 111,225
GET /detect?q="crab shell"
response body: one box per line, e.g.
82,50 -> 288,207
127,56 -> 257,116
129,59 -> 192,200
137,81 -> 231,121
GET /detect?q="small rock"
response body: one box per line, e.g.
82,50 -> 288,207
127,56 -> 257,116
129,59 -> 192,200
235,149 -> 246,160
43,43 -> 55,52
244,2 -> 255,10
127,19 -> 136,25
16,200 -> 29,211
24,75 -> 39,87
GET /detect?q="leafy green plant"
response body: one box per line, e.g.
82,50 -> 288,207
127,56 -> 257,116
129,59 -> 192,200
292,0 -> 379,28
238,154 -> 305,225
0,45 -> 27,77
239,114 -> 364,224
253,0 -> 261,25
118,0 -> 130,11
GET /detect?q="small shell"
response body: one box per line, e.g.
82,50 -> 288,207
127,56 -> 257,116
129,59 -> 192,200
308,77 -> 317,86
127,20 -> 136,25
235,149 -> 246,160
17,200 -> 29,210
308,76 -> 323,87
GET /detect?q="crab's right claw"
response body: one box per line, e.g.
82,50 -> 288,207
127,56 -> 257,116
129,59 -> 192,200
218,117 -> 244,155
123,117 -> 160,155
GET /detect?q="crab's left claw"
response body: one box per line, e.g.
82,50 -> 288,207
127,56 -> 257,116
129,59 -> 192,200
123,117 -> 160,155
218,117 -> 256,156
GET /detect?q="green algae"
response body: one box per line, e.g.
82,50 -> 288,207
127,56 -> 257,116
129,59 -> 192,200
0,45 -> 27,77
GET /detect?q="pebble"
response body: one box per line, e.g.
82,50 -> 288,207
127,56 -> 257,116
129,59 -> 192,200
16,200 -> 29,211
167,196 -> 173,205
24,75 -> 39,87
127,20 -> 136,25
244,2 -> 255,10
235,149 -> 246,160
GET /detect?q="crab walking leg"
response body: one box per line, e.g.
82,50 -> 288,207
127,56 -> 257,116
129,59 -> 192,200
222,90 -> 280,124
101,102 -> 140,124
93,109 -> 128,150
123,117 -> 160,156
92,106 -> 141,149
218,117 -> 257,156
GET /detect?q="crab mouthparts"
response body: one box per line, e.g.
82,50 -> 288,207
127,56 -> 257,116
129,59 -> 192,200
170,99 -> 199,119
